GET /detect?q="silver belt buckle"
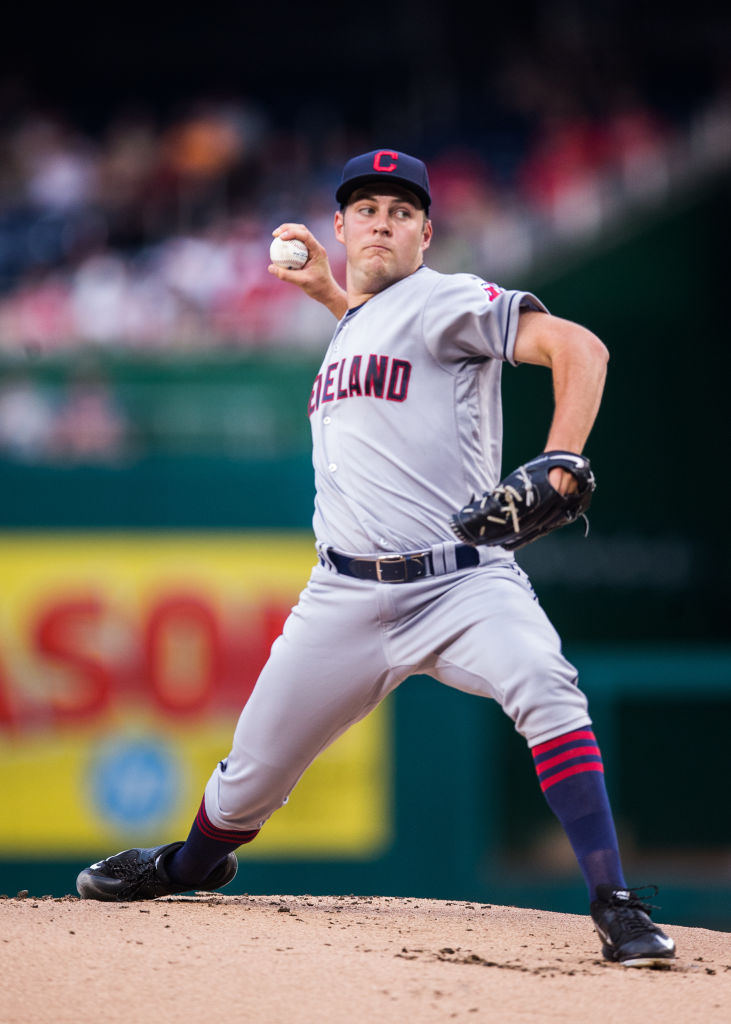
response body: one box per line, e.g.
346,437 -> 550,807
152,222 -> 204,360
375,554 -> 409,583
375,553 -> 427,583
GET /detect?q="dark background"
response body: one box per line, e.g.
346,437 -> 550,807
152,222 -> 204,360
3,3 -> 728,139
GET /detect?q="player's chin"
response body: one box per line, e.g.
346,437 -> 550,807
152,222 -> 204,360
357,264 -> 398,294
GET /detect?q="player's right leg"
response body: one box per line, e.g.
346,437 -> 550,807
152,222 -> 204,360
76,564 -> 401,901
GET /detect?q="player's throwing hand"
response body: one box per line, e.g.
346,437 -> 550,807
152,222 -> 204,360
269,224 -> 347,319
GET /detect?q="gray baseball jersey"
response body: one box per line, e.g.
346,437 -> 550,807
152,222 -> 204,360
202,265 -> 592,836
308,266 -> 546,554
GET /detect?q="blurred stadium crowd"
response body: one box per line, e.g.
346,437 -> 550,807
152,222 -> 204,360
0,76 -> 728,358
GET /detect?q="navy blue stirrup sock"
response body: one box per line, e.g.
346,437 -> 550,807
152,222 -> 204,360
532,728 -> 626,901
167,799 -> 259,888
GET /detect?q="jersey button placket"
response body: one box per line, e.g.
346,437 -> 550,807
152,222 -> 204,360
321,321 -> 346,482
321,402 -> 340,478
331,319 -> 347,354
326,410 -> 338,473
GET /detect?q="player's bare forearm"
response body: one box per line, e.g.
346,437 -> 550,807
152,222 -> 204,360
269,224 -> 348,319
514,312 -> 609,493
544,336 -> 608,451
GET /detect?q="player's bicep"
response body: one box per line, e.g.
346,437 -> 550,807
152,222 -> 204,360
513,310 -> 555,367
514,312 -> 608,371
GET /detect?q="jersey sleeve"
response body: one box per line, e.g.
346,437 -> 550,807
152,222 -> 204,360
422,273 -> 548,367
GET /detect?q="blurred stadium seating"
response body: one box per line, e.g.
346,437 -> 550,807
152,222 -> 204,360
0,62 -> 728,354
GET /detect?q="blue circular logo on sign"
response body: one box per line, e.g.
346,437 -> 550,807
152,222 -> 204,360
90,737 -> 180,829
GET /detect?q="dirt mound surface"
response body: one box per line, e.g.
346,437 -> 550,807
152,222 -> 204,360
1,893 -> 729,1022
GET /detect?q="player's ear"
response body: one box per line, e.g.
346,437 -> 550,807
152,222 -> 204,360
421,217 -> 433,251
334,210 -> 345,244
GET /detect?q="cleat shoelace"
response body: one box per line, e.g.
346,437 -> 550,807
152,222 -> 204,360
616,908 -> 658,937
105,852 -> 160,895
603,886 -> 661,936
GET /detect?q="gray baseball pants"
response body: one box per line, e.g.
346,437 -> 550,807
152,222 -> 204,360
203,558 -> 591,833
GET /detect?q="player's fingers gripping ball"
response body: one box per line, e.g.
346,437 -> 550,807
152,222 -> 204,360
270,236 -> 309,270
450,451 -> 595,551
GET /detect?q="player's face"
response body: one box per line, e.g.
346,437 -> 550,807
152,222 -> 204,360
334,188 -> 432,299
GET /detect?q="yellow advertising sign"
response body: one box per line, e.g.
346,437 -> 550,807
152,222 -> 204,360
0,534 -> 392,858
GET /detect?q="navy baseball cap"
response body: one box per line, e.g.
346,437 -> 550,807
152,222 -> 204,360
336,149 -> 431,212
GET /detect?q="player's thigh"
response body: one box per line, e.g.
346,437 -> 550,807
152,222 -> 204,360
209,567 -> 400,824
431,562 -> 588,741
227,565 -> 396,771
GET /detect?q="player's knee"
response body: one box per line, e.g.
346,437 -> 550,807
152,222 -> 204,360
208,757 -> 293,831
502,663 -> 588,740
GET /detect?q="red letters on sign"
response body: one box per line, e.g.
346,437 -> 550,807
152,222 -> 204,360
35,596 -> 114,721
0,654 -> 15,727
0,590 -> 292,732
144,594 -> 223,714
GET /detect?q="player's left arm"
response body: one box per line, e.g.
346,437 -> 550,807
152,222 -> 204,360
513,311 -> 609,494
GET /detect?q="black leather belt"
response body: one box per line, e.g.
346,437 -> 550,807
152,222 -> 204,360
325,544 -> 479,584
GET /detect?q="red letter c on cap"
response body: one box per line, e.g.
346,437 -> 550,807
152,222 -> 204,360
373,150 -> 398,172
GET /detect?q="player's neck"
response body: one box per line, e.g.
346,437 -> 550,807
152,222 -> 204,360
345,263 -> 424,308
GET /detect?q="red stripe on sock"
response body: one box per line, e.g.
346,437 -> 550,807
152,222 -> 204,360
532,729 -> 596,757
196,800 -> 259,845
538,761 -> 604,792
535,745 -> 601,774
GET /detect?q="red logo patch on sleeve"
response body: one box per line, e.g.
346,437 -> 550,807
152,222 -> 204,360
481,281 -> 504,302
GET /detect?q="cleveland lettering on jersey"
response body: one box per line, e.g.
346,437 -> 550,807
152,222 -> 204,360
308,355 -> 412,414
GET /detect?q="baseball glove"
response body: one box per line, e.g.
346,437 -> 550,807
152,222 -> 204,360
449,451 -> 595,551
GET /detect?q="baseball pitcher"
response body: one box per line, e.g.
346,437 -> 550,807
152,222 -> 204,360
77,149 -> 675,968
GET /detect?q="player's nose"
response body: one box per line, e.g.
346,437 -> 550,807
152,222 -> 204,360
372,207 -> 392,233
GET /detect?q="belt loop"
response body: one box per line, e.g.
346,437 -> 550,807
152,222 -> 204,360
477,545 -> 495,566
317,541 -> 336,571
430,541 -> 459,576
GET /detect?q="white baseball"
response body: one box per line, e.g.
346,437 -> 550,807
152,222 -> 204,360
270,237 -> 309,270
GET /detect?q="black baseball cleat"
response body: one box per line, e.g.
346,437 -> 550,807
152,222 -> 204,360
590,885 -> 676,967
76,841 -> 238,902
